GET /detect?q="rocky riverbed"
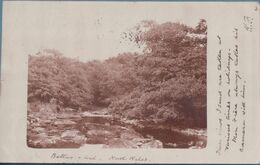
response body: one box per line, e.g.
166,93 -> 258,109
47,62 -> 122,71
27,108 -> 206,149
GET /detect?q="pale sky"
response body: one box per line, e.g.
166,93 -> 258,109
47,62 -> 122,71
4,1 -> 205,62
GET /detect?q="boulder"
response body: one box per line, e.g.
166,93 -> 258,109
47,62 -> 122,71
86,130 -> 115,138
107,138 -> 138,148
72,135 -> 87,144
120,131 -> 143,140
36,132 -> 48,138
141,140 -> 163,148
32,127 -> 45,133
59,130 -> 87,146
54,120 -> 76,126
34,138 -> 55,147
61,130 -> 86,143
61,130 -> 81,138
64,108 -> 76,112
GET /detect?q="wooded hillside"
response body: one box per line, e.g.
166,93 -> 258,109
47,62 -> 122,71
28,20 -> 207,128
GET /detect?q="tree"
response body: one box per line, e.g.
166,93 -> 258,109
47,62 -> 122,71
111,20 -> 207,127
28,20 -> 207,128
28,49 -> 94,110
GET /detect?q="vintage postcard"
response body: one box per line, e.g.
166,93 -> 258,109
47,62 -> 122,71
0,1 -> 259,164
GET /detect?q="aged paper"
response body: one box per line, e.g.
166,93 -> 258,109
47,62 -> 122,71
0,1 -> 259,163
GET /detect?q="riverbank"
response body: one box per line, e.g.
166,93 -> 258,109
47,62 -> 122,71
27,106 -> 206,149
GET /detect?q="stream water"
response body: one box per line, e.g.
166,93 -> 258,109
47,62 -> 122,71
27,110 -> 206,148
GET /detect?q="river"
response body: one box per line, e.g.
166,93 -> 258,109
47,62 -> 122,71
27,109 -> 206,149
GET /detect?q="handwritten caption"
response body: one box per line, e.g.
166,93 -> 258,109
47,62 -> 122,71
50,152 -> 149,162
215,27 -> 247,156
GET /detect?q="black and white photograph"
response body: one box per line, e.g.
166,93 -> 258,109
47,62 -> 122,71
26,3 -> 207,149
1,1 -> 260,164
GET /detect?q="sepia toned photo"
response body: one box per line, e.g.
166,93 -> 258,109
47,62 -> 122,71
26,5 -> 207,149
1,1 -> 260,163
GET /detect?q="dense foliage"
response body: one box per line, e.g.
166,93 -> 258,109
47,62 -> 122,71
28,20 -> 207,128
